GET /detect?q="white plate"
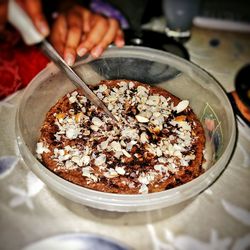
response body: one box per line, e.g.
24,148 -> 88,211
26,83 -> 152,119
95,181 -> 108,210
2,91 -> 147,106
23,233 -> 130,250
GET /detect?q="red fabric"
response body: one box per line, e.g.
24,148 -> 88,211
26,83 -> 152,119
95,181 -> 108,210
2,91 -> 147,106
0,28 -> 49,100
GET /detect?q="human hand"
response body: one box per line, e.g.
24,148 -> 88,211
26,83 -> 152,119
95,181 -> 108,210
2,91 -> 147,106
50,5 -> 124,66
0,0 -> 49,36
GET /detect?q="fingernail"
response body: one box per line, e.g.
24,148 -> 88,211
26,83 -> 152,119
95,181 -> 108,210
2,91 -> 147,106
116,39 -> 125,48
77,47 -> 87,57
91,46 -> 103,58
64,52 -> 74,66
37,21 -> 49,36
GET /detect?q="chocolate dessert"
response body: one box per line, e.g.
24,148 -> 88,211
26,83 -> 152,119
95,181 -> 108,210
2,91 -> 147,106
36,80 -> 205,194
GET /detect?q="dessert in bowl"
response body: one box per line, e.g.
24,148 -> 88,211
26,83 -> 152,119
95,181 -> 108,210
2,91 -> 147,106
16,46 -> 236,211
36,80 -> 205,195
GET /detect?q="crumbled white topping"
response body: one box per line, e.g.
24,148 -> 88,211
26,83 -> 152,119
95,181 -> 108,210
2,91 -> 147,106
65,160 -> 74,169
137,86 -> 149,96
129,81 -> 135,89
115,166 -> 126,175
126,140 -> 137,151
139,184 -> 148,194
71,156 -> 81,166
54,134 -> 61,141
66,127 -> 80,139
99,140 -> 109,150
82,155 -> 90,166
42,80 -> 199,193
104,168 -> 118,178
121,127 -> 139,140
82,167 -> 98,182
174,100 -> 189,113
138,172 -> 156,185
114,151 -> 123,159
138,174 -> 150,185
166,163 -> 178,173
158,157 -> 167,163
156,147 -> 162,157
36,142 -> 50,154
140,132 -> 148,144
122,149 -> 131,158
95,154 -> 106,166
135,114 -> 149,123
110,141 -> 122,152
97,84 -> 108,93
146,95 -> 160,106
154,164 -> 165,173
92,117 -> 103,127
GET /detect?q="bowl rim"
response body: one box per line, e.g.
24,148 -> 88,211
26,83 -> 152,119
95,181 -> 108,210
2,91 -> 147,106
15,46 -> 237,211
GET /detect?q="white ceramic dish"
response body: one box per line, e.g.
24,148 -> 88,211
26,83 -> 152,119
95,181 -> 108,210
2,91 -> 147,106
22,233 -> 130,250
16,46 -> 236,212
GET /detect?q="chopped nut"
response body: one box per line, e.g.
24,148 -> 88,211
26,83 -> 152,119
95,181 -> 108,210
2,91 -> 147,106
140,132 -> 148,144
135,114 -> 149,123
75,113 -> 84,122
92,117 -> 103,127
154,164 -> 165,172
90,125 -> 99,131
115,166 -> 126,175
175,115 -> 186,122
100,140 -> 109,150
36,142 -> 50,154
122,149 -> 132,158
110,141 -> 122,152
139,184 -> 148,194
56,113 -> 66,120
104,168 -> 118,178
174,100 -> 189,113
146,95 -> 160,106
95,154 -> 106,166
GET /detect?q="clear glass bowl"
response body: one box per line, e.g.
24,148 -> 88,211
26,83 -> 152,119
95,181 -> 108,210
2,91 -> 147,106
16,46 -> 236,212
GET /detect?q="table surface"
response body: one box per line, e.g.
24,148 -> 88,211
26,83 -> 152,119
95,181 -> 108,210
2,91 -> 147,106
1,24 -> 250,250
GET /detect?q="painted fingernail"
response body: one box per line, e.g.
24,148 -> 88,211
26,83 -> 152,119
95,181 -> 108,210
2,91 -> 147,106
64,52 -> 74,66
77,47 -> 87,57
91,46 -> 103,58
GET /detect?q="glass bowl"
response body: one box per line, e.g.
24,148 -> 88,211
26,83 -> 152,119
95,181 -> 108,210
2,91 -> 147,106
16,46 -> 236,212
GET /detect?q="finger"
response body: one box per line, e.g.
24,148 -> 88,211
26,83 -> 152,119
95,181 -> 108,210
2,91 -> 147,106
50,14 -> 67,56
64,10 -> 82,66
0,1 -> 7,31
79,7 -> 91,33
65,10 -> 82,49
114,29 -> 125,48
24,0 -> 49,36
91,18 -> 119,58
77,15 -> 108,57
